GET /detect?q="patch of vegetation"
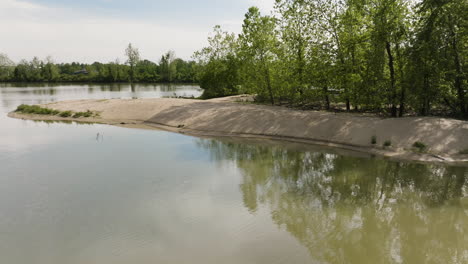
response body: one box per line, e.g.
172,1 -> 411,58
15,104 -> 60,115
459,149 -> 468,155
413,141 -> 427,152
16,104 -> 97,119
371,136 -> 377,145
83,111 -> 93,117
59,111 -> 72,117
383,140 -> 392,147
72,112 -> 83,118
72,110 -> 93,118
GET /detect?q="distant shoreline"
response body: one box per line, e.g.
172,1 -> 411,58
8,95 -> 468,164
0,81 -> 200,85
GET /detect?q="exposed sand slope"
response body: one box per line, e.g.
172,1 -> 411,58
8,96 -> 468,163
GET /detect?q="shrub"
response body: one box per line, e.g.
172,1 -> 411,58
83,110 -> 93,117
371,136 -> 377,145
72,111 -> 93,118
72,112 -> 84,118
383,140 -> 392,147
15,104 -> 95,118
460,149 -> 468,155
413,141 -> 427,152
15,104 -> 60,115
59,111 -> 72,117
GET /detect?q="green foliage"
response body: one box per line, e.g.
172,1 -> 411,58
72,110 -> 93,118
83,111 -> 93,118
3,50 -> 197,83
413,142 -> 427,152
125,43 -> 141,82
459,149 -> 468,155
15,104 -> 60,115
371,136 -> 377,145
15,104 -> 98,119
0,53 -> 15,81
194,26 -> 241,99
59,111 -> 72,117
159,51 -> 178,82
192,0 -> 467,118
72,112 -> 83,118
383,140 -> 392,147
238,7 -> 279,105
4,0 -> 467,118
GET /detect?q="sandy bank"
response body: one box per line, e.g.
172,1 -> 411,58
8,95 -> 468,163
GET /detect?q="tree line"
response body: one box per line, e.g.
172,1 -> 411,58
1,0 -> 465,118
0,45 -> 197,83
194,0 -> 467,118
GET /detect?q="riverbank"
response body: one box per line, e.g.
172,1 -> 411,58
8,95 -> 468,163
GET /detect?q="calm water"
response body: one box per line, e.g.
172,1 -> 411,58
0,83 -> 467,264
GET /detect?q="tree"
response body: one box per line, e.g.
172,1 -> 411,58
0,53 -> 15,81
159,51 -> 177,82
41,56 -> 60,81
368,0 -> 410,117
125,43 -> 140,82
193,25 -> 241,98
191,0 -> 465,118
274,0 -> 315,102
239,7 -> 280,105
408,0 -> 467,117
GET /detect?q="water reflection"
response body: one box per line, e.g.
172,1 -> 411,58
0,83 -> 202,109
197,138 -> 468,264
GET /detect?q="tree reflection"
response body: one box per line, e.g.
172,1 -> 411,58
196,138 -> 468,264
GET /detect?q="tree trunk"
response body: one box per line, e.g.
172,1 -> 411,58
399,87 -> 406,117
396,44 -> 405,117
351,46 -> 359,112
323,86 -> 330,110
297,38 -> 305,96
386,41 -> 397,117
422,73 -> 430,115
260,53 -> 274,105
130,65 -> 135,83
265,67 -> 274,105
452,32 -> 465,117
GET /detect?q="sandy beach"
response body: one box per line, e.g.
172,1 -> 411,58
8,95 -> 468,163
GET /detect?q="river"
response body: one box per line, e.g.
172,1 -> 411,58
0,83 -> 466,264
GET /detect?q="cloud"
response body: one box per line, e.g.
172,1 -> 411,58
1,0 -> 43,10
0,0 -> 209,63
0,0 -> 277,63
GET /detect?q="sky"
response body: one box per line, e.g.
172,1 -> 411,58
0,0 -> 275,63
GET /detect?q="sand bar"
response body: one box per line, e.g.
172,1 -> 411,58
8,95 -> 468,164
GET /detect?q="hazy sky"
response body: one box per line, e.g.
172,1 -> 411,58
0,0 -> 274,63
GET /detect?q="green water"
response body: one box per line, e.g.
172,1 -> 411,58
0,83 -> 467,264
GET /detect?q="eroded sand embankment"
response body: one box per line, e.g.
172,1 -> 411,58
8,96 -> 468,163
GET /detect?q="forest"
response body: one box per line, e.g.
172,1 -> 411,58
194,0 -> 467,118
0,48 -> 197,83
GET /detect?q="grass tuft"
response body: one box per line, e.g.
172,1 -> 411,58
413,141 -> 427,152
72,110 -> 93,118
383,140 -> 392,147
59,111 -> 72,117
83,110 -> 93,117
